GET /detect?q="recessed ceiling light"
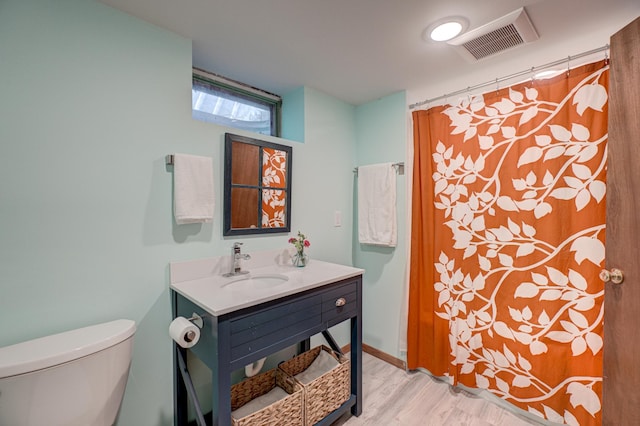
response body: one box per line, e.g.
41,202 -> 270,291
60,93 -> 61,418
424,17 -> 468,42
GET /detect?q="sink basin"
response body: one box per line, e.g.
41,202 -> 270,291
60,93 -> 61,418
222,273 -> 289,291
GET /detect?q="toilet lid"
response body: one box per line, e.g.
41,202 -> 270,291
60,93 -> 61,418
0,319 -> 135,379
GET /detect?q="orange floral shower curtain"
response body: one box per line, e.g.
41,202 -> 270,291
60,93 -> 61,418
407,61 -> 608,425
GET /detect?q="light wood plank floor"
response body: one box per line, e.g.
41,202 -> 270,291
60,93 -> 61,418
333,352 -> 541,426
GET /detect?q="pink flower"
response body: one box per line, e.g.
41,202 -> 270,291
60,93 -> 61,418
289,231 -> 310,253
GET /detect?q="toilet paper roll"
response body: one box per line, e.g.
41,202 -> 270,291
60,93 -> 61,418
169,317 -> 200,348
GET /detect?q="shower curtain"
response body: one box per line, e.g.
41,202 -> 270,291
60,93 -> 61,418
407,61 -> 608,425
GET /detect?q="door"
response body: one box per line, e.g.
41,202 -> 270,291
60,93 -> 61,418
603,16 -> 640,426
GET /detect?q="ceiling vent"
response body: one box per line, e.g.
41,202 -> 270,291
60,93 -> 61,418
447,8 -> 538,61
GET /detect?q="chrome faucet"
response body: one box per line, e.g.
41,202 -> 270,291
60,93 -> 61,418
224,242 -> 251,277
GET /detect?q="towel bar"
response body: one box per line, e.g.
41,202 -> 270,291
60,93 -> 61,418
353,162 -> 404,175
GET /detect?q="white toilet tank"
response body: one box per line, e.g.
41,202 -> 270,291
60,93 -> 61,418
0,319 -> 136,426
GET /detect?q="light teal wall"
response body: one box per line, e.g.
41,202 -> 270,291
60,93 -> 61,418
298,87 -> 357,266
0,1 -> 357,425
301,87 -> 358,347
281,86 -> 305,142
354,92 -> 408,359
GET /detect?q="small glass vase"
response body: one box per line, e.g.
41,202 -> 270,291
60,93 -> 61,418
292,251 -> 309,267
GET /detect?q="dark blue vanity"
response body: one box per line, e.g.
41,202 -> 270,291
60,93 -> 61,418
170,255 -> 363,426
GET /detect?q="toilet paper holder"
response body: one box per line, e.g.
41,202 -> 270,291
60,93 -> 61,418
186,313 -> 204,328
183,313 -> 204,343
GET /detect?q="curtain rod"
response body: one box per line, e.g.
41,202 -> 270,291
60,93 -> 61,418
409,44 -> 609,110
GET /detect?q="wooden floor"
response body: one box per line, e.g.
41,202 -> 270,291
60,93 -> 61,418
333,352 -> 541,426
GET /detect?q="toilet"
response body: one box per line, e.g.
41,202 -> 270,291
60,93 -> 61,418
0,319 -> 136,426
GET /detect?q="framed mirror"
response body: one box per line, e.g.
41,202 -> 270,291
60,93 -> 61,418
223,133 -> 292,236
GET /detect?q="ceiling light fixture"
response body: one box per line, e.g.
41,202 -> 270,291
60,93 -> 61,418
424,17 -> 468,42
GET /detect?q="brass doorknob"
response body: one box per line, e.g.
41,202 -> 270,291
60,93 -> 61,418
600,268 -> 624,284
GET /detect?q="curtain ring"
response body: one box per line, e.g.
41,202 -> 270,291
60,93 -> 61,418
530,66 -> 536,84
566,56 -> 571,77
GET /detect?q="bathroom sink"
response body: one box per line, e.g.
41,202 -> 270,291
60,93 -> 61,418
222,273 -> 289,291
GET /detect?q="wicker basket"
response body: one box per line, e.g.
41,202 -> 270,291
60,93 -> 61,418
230,367 -> 303,426
278,346 -> 350,426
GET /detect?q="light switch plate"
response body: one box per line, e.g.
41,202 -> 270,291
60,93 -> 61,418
334,210 -> 342,227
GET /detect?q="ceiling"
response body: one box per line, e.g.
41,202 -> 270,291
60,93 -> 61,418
100,0 -> 639,106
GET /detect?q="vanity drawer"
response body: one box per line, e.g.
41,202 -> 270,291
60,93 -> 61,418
230,294 -> 320,333
321,280 -> 358,325
231,303 -> 322,347
229,293 -> 322,360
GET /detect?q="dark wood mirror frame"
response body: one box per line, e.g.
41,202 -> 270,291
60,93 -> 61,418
223,133 -> 292,236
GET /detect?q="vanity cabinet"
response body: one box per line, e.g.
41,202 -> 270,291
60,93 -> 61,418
171,274 -> 362,426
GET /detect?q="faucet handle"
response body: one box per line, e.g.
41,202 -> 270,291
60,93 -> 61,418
232,242 -> 245,257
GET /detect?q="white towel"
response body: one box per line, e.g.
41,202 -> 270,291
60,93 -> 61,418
357,163 -> 397,247
173,154 -> 214,225
231,386 -> 289,420
294,350 -> 340,384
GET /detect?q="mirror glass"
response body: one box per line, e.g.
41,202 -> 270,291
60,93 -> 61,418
223,133 -> 292,236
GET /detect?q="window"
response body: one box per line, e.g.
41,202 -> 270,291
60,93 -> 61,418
192,68 -> 281,136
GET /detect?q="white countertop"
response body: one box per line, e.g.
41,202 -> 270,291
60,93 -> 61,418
170,249 -> 364,316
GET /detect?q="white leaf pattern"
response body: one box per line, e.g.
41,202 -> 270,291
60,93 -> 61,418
570,237 -> 605,265
575,189 -> 591,211
568,270 -> 588,290
543,405 -> 565,423
564,410 -> 580,426
571,336 -> 587,356
533,202 -> 552,218
586,332 -> 603,355
572,163 -> 592,179
493,99 -> 516,114
549,124 -> 572,142
544,145 -> 566,161
589,180 -> 606,202
519,106 -> 538,125
516,243 -> 535,257
517,147 -> 543,167
497,196 -> 519,211
573,83 -> 608,115
476,373 -> 490,389
529,340 -> 548,355
536,134 -> 552,146
510,88 -> 524,103
525,87 -> 539,100
513,375 -> 532,388
515,282 -> 539,298
567,382 -> 601,416
571,123 -> 591,141
496,377 -> 510,394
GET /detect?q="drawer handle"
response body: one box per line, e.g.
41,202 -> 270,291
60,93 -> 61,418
335,297 -> 346,307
